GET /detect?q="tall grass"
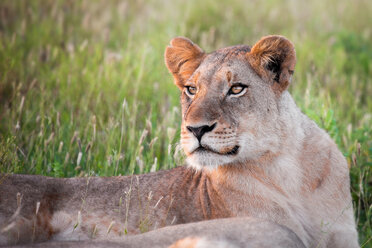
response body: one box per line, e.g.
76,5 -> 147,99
0,0 -> 371,245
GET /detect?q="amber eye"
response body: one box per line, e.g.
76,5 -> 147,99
228,84 -> 247,95
186,86 -> 197,96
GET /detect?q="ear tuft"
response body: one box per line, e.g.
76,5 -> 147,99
165,37 -> 205,89
248,35 -> 296,93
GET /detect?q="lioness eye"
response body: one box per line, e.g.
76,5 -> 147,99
228,85 -> 246,95
186,86 -> 197,96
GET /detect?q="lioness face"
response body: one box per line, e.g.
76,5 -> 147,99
179,52 -> 280,169
165,36 -> 296,170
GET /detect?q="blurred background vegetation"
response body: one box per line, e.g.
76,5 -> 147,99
0,0 -> 371,245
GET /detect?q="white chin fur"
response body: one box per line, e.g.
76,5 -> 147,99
186,152 -> 237,171
182,126 -> 282,171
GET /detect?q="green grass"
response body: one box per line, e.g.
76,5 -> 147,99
0,0 -> 371,245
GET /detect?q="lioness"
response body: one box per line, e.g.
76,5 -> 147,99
0,35 -> 358,247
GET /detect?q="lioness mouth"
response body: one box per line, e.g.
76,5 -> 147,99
194,145 -> 240,156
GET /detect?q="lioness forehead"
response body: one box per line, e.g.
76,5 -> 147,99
192,45 -> 253,85
213,45 -> 251,58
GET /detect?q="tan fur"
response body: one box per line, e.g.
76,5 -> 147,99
0,35 -> 358,248
6,218 -> 305,248
164,37 -> 206,89
248,35 -> 296,94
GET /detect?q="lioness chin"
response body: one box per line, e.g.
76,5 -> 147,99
0,35 -> 358,248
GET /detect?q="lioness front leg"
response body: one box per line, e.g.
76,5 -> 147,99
4,217 -> 306,248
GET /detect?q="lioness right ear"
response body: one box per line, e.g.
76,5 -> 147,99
165,37 -> 205,89
248,35 -> 296,94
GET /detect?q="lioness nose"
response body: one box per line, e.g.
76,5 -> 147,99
186,123 -> 216,142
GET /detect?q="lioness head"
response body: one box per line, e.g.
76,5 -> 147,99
165,35 -> 296,170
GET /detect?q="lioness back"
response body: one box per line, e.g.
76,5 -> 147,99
0,167 -> 211,244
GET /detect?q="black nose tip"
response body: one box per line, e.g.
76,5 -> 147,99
186,123 -> 216,142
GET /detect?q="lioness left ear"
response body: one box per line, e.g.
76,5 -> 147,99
248,35 -> 296,93
164,37 -> 205,89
